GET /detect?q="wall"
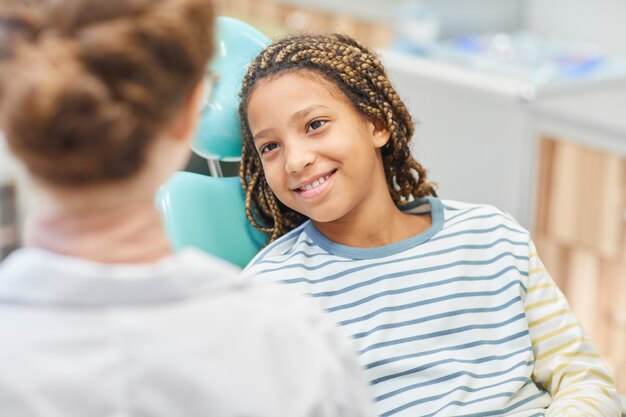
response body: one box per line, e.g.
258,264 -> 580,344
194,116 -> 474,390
526,0 -> 626,56
274,0 -> 524,34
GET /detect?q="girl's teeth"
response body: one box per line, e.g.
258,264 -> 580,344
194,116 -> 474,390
299,174 -> 330,191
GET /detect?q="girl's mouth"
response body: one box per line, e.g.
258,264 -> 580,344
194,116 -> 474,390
293,170 -> 336,199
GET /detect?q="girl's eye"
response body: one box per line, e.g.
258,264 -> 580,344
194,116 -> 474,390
306,119 -> 327,133
260,142 -> 279,154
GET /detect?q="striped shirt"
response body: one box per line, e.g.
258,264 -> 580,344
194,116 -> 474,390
246,197 -> 622,417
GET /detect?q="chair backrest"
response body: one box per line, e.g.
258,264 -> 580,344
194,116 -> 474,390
157,172 -> 266,268
193,16 -> 270,161
157,17 -> 270,267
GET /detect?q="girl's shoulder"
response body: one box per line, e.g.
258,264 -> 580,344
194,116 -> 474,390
437,198 -> 529,236
439,198 -> 507,214
402,196 -> 524,231
245,220 -> 314,271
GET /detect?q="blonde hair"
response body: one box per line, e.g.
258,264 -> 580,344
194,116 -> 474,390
239,33 -> 436,243
0,0 -> 215,186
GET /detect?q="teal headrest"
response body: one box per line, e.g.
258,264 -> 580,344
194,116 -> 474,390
193,17 -> 270,161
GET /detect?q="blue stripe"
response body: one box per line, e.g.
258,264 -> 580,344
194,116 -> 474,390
372,346 -> 532,385
448,391 -> 546,417
375,360 -> 533,402
254,237 -> 326,264
384,387 -> 528,417
366,330 -> 529,369
360,312 -> 526,355
286,250 -> 527,292
325,265 -> 523,312
383,377 -> 529,417
257,237 -> 527,276
444,206 -> 482,223
257,250 -> 359,271
442,203 -> 464,211
421,381 -> 534,417
352,295 -> 521,339
431,223 -> 527,242
445,212 -> 516,232
246,223 -> 307,267
255,246 -> 342,265
341,280 -> 521,327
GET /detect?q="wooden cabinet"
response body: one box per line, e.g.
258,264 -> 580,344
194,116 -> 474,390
535,136 -> 626,392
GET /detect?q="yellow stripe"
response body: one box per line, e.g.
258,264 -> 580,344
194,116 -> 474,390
528,268 -> 547,276
527,283 -> 554,293
543,353 -> 606,390
529,252 -> 538,258
577,397 -> 604,415
551,390 -> 606,415
528,309 -> 571,328
525,296 -> 565,312
554,386 -> 583,396
544,362 -> 569,390
544,363 -> 590,391
553,369 -> 614,393
558,352 -> 601,359
533,323 -> 581,345
557,385 -> 611,399
535,337 -> 588,361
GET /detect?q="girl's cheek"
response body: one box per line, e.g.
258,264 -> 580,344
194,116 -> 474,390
263,166 -> 280,188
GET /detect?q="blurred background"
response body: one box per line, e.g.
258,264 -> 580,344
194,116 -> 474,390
1,0 -> 625,393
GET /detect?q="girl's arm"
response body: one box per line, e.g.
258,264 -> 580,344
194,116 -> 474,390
524,240 -> 622,416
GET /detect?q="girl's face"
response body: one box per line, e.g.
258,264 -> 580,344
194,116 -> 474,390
246,71 -> 391,224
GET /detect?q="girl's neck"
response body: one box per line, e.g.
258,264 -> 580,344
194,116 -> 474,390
24,201 -> 172,264
313,194 -> 431,248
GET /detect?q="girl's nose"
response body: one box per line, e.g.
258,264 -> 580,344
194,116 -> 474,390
284,145 -> 316,174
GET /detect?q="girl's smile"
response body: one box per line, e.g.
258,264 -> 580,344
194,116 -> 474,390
292,169 -> 336,199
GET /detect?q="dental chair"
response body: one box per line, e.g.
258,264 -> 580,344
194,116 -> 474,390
156,17 -> 269,268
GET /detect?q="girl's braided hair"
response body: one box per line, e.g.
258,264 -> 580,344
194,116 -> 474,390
239,33 -> 436,243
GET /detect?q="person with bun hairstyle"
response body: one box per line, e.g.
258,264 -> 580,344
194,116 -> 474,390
0,2 -> 375,416
240,34 -> 622,416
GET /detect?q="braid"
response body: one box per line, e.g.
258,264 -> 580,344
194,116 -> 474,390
239,33 -> 436,244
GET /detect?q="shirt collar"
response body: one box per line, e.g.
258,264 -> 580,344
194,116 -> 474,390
304,196 -> 444,260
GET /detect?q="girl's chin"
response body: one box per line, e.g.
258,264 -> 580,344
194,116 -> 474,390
308,212 -> 343,224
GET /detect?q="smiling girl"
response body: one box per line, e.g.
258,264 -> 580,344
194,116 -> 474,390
239,34 -> 622,417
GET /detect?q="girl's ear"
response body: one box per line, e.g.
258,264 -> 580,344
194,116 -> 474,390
369,119 -> 391,149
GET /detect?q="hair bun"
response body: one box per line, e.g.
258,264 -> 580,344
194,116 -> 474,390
1,34 -> 151,185
0,0 -> 215,187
